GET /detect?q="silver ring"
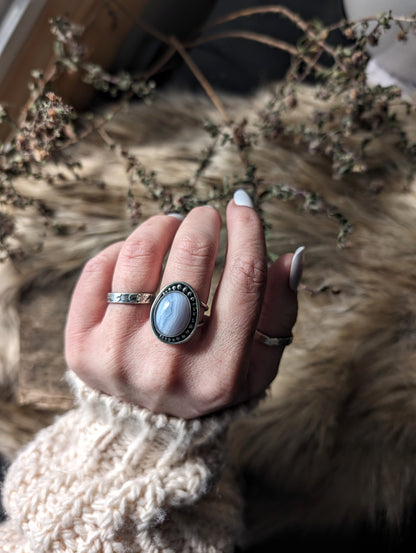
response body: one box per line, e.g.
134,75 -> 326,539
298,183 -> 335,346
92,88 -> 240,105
107,292 -> 155,305
150,281 -> 208,345
255,329 -> 293,347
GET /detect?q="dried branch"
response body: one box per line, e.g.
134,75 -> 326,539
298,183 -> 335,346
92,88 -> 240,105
205,5 -> 349,73
1,7 -> 416,260
169,36 -> 232,125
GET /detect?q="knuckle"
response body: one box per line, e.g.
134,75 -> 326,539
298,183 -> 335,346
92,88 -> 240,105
98,344 -> 132,396
65,326 -> 88,370
65,343 -> 90,380
173,234 -> 216,269
195,358 -> 239,411
157,356 -> 183,391
230,255 -> 267,295
120,236 -> 157,269
143,364 -> 177,394
135,357 -> 182,409
82,253 -> 107,278
110,364 -> 130,395
200,378 -> 236,411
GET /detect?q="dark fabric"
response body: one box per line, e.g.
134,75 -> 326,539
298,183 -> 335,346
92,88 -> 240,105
111,0 -> 348,94
170,0 -> 348,92
236,515 -> 416,552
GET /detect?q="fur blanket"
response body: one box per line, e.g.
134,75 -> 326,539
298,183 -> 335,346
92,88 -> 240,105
1,85 -> 416,546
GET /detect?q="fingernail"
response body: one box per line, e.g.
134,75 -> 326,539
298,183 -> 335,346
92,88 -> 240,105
167,212 -> 185,221
233,189 -> 253,208
289,246 -> 305,291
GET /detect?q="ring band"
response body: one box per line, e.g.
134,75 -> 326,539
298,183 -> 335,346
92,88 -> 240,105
255,329 -> 293,347
107,292 -> 155,305
150,281 -> 208,345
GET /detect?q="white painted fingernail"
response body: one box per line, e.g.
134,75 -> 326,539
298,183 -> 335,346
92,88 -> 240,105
289,246 -> 305,291
167,212 -> 185,221
233,189 -> 253,208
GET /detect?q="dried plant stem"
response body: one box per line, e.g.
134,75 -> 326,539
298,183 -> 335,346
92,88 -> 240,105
96,127 -> 114,148
191,30 -> 298,56
168,36 -> 232,126
59,97 -> 127,152
137,18 -> 169,45
141,45 -> 176,81
2,8 -> 416,258
191,30 -> 326,74
137,20 -> 233,125
327,13 -> 416,33
206,5 -> 348,73
17,64 -> 59,131
207,5 -> 309,30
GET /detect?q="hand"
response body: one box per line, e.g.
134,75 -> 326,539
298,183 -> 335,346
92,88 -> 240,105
65,191 -> 301,418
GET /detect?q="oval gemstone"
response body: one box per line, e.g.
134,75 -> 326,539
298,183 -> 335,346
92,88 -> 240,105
154,291 -> 191,337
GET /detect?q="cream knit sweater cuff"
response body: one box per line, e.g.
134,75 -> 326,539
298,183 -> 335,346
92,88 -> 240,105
0,372 -> 254,552
69,370 -> 251,454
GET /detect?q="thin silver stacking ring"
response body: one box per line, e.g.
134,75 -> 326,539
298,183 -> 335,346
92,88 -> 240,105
254,329 -> 293,347
107,293 -> 155,305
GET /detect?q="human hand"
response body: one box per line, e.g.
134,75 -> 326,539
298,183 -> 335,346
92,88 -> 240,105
65,190 -> 303,419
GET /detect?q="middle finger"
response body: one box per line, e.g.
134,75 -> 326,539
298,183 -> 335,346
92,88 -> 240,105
161,206 -> 221,306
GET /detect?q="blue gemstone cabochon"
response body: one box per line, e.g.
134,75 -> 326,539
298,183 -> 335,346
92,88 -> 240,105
154,291 -> 191,337
150,282 -> 199,344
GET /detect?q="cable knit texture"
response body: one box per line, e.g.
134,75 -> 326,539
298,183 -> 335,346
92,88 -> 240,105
0,373 -> 252,552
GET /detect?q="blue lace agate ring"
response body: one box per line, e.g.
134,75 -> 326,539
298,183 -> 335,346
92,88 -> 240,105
150,281 -> 208,345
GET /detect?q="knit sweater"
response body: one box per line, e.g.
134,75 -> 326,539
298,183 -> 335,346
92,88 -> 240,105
0,374 -> 250,552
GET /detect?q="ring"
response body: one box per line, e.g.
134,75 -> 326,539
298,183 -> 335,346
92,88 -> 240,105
150,281 -> 208,345
107,293 -> 155,304
255,329 -> 293,347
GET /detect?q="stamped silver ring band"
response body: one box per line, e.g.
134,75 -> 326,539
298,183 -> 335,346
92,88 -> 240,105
107,293 -> 155,305
150,281 -> 208,345
255,329 -> 293,347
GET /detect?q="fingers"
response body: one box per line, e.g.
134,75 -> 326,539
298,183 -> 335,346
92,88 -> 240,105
209,192 -> 302,401
209,196 -> 267,354
104,215 -> 183,333
248,251 -> 301,396
67,214 -> 182,345
68,208 -> 221,342
65,241 -> 123,371
112,215 -> 182,292
66,241 -> 123,337
161,206 -> 222,304
258,252 -> 300,339
65,194 -> 303,417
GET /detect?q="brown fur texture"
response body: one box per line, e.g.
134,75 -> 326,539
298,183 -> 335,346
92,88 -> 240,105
1,86 -> 416,544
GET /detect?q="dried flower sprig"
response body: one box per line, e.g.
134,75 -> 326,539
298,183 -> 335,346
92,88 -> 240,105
0,7 -> 415,260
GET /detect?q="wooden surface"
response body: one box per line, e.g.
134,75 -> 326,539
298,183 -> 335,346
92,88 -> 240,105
17,271 -> 77,410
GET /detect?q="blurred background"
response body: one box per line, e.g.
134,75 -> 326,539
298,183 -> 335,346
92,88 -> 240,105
0,0 -> 415,127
